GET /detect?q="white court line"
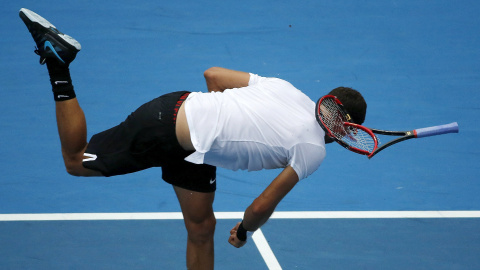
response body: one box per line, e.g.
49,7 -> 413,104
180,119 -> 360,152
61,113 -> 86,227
2,211 -> 479,270
270,210 -> 480,219
0,212 -> 185,221
1,211 -> 480,221
252,229 -> 282,270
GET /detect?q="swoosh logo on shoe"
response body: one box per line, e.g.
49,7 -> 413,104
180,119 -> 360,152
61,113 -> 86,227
44,41 -> 65,64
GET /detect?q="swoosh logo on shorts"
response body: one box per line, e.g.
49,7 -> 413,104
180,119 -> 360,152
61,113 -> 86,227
210,178 -> 216,184
83,153 -> 97,162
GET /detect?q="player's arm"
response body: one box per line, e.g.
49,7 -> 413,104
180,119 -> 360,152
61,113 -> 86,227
204,67 -> 250,92
229,166 -> 299,248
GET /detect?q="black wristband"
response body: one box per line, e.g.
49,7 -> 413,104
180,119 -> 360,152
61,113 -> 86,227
53,87 -> 76,101
236,221 -> 248,241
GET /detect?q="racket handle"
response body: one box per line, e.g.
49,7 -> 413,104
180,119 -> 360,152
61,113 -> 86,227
415,122 -> 459,138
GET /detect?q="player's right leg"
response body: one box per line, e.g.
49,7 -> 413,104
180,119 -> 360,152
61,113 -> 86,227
173,186 -> 216,270
20,8 -> 101,176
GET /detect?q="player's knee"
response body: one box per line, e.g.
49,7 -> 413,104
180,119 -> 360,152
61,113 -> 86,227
63,159 -> 88,177
61,151 -> 88,176
64,162 -> 82,176
186,215 -> 216,244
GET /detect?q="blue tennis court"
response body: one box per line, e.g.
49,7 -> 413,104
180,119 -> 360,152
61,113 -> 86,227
1,0 -> 479,269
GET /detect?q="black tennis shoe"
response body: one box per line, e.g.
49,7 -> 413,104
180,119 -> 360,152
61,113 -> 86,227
19,8 -> 81,66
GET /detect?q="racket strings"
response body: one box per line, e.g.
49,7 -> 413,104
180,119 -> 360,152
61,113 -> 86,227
342,126 -> 376,152
319,98 -> 348,137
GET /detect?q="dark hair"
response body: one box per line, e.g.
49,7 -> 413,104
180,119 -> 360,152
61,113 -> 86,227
328,87 -> 367,124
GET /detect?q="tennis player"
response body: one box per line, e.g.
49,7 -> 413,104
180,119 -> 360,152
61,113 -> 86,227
20,8 -> 367,269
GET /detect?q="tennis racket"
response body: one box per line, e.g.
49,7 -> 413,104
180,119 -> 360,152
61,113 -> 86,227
315,95 -> 459,158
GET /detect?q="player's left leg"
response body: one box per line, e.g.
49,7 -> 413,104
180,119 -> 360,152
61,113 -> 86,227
20,8 -> 101,176
173,186 -> 216,270
56,98 -> 102,176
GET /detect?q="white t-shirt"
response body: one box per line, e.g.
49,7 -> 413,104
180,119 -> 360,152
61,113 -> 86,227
184,73 -> 326,180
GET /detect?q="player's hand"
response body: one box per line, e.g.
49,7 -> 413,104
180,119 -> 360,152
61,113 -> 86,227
228,222 -> 247,248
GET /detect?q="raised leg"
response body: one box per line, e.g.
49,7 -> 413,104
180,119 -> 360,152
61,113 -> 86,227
20,8 -> 100,177
55,98 -> 101,176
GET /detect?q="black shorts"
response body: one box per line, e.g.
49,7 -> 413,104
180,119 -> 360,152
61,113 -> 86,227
83,91 -> 216,193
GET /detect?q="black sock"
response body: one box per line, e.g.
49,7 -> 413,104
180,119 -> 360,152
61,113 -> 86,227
45,59 -> 76,102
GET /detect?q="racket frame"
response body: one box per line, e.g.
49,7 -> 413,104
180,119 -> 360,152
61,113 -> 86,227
315,95 -> 458,159
316,95 -> 417,158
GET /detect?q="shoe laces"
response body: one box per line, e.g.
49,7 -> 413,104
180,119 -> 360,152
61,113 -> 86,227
34,46 -> 47,65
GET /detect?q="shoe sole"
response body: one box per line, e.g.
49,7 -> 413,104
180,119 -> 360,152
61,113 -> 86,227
19,8 -> 81,51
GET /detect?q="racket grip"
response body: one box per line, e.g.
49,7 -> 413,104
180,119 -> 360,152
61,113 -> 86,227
415,122 -> 459,138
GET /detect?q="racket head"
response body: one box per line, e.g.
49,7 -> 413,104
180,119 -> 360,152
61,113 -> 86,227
315,95 -> 378,156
